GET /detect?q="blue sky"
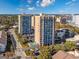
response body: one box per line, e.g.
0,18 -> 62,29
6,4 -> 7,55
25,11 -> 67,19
0,0 -> 79,14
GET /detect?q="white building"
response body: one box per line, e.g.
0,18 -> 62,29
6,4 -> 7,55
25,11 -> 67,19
0,31 -> 7,52
72,14 -> 79,27
56,17 -> 61,22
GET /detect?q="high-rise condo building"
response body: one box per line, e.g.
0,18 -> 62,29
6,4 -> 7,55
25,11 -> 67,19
35,14 -> 55,46
18,15 -> 32,35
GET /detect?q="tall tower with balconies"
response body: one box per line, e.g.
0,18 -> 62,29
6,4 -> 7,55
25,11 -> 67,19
35,14 -> 55,46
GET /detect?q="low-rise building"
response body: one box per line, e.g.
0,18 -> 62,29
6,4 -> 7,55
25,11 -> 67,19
55,28 -> 75,43
52,50 -> 77,59
67,50 -> 79,58
0,31 -> 7,52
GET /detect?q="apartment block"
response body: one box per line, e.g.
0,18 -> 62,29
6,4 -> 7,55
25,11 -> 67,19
35,14 -> 55,46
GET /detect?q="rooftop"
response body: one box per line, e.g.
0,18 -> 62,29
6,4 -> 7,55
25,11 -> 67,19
52,50 -> 76,59
0,31 -> 7,45
0,31 -> 2,38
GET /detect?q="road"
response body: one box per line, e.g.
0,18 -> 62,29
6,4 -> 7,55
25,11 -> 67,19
9,29 -> 28,59
10,34 -> 16,50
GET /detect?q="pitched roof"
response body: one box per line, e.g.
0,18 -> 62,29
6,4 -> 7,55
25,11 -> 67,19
52,50 -> 76,59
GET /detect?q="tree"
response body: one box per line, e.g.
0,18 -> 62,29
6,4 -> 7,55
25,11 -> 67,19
38,46 -> 52,59
53,44 -> 65,52
25,49 -> 34,56
64,41 -> 76,51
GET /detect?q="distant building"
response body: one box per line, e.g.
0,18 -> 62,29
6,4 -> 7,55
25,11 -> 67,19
72,14 -> 79,27
56,17 -> 61,22
0,31 -> 7,52
0,15 -> 18,25
35,14 -> 55,46
60,16 -> 67,24
60,15 -> 72,24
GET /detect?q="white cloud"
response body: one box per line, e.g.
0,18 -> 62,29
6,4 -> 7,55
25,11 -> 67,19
26,5 -> 29,7
17,8 -> 25,11
72,0 -> 76,2
65,1 -> 72,5
36,0 -> 40,4
17,7 -> 35,11
59,10 -> 65,13
36,0 -> 40,7
40,0 -> 55,7
27,0 -> 32,4
65,0 -> 76,5
27,7 -> 35,10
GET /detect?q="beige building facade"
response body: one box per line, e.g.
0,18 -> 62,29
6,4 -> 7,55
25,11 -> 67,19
34,14 -> 55,46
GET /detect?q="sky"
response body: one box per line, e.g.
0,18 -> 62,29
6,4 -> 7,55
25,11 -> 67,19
0,0 -> 79,14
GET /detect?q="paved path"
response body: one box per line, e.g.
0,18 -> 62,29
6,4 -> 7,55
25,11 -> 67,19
9,29 -> 27,59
